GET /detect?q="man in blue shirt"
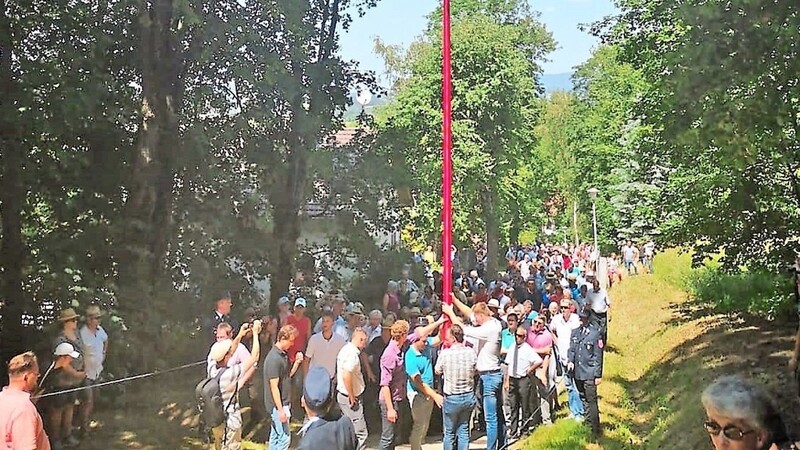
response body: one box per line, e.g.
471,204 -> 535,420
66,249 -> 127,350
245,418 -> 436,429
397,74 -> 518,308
405,322 -> 444,450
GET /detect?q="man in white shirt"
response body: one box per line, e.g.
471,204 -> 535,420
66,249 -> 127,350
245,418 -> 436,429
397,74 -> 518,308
336,327 -> 369,450
503,328 -> 542,438
586,279 -> 611,343
549,299 -> 583,420
363,310 -> 383,343
305,311 -> 347,379
442,295 -> 505,450
79,305 -> 109,432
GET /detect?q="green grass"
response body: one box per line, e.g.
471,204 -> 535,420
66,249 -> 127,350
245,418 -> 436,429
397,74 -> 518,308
516,249 -> 711,450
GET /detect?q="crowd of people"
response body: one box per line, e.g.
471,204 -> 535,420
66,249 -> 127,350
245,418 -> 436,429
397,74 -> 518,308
3,240 -> 799,450
196,241 -> 620,450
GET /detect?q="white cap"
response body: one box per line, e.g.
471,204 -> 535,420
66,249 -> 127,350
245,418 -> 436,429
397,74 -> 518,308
294,298 -> 307,308
209,339 -> 233,362
54,342 -> 80,358
487,298 -> 500,309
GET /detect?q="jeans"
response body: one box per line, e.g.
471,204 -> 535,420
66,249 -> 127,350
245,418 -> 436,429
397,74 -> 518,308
481,371 -> 506,450
624,260 -> 638,275
507,376 -> 532,436
409,391 -> 434,450
562,364 -> 584,419
337,392 -> 368,450
268,407 -> 290,450
379,399 -> 400,450
443,392 -> 475,450
576,379 -> 601,437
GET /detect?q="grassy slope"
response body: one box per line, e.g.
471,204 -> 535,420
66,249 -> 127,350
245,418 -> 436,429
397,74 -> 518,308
519,249 -> 798,450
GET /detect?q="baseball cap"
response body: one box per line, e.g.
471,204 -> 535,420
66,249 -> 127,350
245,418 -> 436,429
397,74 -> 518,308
560,298 -> 572,308
586,271 -> 595,277
294,298 -> 307,308
54,342 -> 80,358
487,298 -> 500,309
278,296 -> 290,305
304,366 -> 333,412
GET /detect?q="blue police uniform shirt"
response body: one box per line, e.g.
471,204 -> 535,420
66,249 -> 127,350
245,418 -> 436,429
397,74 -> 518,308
567,325 -> 604,381
297,413 -> 357,450
405,337 -> 434,393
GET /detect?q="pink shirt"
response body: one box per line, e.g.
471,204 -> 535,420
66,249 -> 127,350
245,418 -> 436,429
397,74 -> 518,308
0,386 -> 50,450
527,328 -> 553,352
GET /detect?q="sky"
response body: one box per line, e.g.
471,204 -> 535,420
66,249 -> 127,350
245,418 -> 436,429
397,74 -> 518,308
339,0 -> 617,81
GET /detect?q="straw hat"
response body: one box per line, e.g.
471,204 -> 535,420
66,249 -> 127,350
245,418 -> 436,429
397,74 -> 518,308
86,305 -> 104,318
58,308 -> 80,322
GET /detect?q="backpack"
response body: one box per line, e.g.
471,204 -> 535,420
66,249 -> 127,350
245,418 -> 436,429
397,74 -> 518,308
195,367 -> 237,429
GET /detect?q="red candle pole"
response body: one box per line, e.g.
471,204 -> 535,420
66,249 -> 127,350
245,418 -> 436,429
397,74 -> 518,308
441,0 -> 453,330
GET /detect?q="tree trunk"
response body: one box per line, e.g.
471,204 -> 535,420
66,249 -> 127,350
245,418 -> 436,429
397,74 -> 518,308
116,0 -> 183,370
0,0 -> 29,378
267,144 -> 307,315
482,188 -> 500,279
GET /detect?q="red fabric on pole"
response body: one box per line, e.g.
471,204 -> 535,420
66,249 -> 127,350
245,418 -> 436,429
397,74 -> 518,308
441,0 -> 453,339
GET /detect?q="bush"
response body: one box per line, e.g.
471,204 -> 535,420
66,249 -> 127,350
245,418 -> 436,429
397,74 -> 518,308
684,267 -> 796,320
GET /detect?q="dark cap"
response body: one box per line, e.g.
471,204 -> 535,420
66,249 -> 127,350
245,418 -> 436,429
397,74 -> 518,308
303,366 -> 333,412
578,306 -> 592,319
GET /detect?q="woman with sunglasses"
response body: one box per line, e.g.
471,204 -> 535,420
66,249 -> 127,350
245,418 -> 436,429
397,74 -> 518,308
702,375 -> 797,450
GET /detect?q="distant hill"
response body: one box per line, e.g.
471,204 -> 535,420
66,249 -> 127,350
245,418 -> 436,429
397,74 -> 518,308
541,72 -> 574,93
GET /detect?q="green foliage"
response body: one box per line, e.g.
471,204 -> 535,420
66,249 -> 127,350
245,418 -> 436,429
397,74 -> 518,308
376,2 -> 555,274
684,267 -> 796,320
596,0 -> 800,269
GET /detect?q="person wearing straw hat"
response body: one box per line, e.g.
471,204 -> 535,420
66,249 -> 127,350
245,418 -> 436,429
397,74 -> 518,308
78,305 -> 108,434
0,351 -> 51,450
48,308 -> 86,448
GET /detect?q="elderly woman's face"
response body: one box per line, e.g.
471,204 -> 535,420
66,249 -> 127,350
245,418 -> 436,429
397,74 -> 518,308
704,409 -> 768,450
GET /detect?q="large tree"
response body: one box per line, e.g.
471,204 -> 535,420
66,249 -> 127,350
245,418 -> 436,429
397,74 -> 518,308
598,0 -> 800,269
379,8 -> 554,277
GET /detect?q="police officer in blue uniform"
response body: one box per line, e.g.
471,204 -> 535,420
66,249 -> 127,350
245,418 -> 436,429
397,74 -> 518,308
567,306 -> 605,439
297,365 -> 357,450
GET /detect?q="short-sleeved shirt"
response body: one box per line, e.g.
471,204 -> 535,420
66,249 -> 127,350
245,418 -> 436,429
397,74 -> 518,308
550,313 -> 581,363
79,325 -> 108,381
336,343 -> 365,397
500,328 -> 514,353
587,288 -> 611,314
623,245 -> 635,261
434,345 -> 476,395
285,314 -> 312,364
527,328 -> 553,353
263,346 -> 290,412
206,343 -> 251,373
504,342 -> 543,379
306,332 -> 347,379
0,387 -> 51,450
404,339 -> 434,394
208,364 -> 243,428
462,317 -> 502,372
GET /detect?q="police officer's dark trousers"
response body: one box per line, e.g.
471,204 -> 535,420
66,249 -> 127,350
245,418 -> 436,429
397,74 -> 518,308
576,379 -> 600,437
507,375 -> 532,436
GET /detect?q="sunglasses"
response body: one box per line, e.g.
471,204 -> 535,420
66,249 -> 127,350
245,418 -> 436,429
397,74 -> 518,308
560,306 -> 569,310
515,333 -> 526,338
703,420 -> 755,441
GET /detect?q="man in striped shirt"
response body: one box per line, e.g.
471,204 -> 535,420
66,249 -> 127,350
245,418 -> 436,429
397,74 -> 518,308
435,324 -> 476,450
